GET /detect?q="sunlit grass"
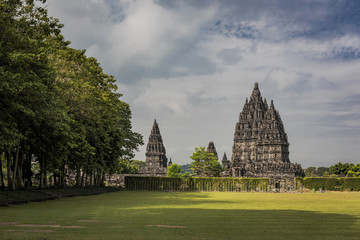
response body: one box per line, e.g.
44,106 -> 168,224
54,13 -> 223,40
0,191 -> 359,240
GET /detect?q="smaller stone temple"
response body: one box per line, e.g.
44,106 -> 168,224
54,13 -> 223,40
139,119 -> 168,175
221,153 -> 231,177
207,141 -> 218,160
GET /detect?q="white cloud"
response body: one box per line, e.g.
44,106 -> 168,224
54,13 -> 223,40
44,0 -> 360,167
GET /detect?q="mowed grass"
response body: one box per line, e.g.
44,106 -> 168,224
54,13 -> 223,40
0,191 -> 360,240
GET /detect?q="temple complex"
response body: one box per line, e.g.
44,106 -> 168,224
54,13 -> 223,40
229,83 -> 302,179
139,119 -> 168,175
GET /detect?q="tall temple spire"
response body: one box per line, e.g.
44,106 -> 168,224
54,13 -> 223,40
250,82 -> 261,102
231,82 -> 302,179
207,141 -> 218,160
222,152 -> 228,162
141,119 -> 168,175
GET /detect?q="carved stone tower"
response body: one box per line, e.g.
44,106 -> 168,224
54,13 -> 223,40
207,141 -> 218,160
141,119 -> 168,175
221,152 -> 231,177
231,83 -> 302,178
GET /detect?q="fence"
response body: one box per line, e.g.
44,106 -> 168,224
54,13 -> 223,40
124,176 -> 270,192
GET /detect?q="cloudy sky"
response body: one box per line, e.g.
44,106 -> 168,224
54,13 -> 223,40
44,0 -> 360,167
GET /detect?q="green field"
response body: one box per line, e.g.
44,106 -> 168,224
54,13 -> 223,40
0,191 -> 359,240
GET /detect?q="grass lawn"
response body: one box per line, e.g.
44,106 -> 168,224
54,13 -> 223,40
0,191 -> 359,240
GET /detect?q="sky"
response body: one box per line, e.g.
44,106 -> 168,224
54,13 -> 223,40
44,0 -> 360,167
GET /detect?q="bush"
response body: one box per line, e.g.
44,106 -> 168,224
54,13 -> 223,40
302,177 -> 339,191
302,177 -> 360,191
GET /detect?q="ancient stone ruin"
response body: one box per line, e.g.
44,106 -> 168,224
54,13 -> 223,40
138,119 -> 168,176
207,141 -> 218,160
228,83 -> 302,180
136,83 -> 302,189
221,152 -> 231,177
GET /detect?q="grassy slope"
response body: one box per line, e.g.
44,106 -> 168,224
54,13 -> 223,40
0,191 -> 359,240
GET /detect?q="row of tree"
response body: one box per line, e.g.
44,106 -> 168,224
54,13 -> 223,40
0,0 -> 143,190
304,163 -> 360,177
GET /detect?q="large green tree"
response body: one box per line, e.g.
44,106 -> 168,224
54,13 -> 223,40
0,0 -> 65,189
190,147 -> 222,177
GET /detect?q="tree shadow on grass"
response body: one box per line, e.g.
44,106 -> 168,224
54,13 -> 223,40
121,208 -> 360,240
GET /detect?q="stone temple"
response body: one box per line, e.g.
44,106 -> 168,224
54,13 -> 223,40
207,141 -> 218,160
139,119 -> 168,175
229,83 -> 302,179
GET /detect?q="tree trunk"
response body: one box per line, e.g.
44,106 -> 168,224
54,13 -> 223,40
16,150 -> 24,189
76,166 -> 81,187
89,171 -> 93,186
81,168 -> 85,187
60,161 -> 65,188
44,171 -> 48,188
53,172 -> 57,187
6,152 -> 12,188
0,152 -> 5,189
11,145 -> 20,190
39,157 -> 45,189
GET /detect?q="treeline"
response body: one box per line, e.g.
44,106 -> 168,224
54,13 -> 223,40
304,163 -> 360,177
0,0 -> 143,190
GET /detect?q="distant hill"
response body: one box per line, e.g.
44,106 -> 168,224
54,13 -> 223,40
180,164 -> 193,174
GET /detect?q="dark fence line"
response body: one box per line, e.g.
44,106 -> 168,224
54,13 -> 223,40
125,176 -> 270,192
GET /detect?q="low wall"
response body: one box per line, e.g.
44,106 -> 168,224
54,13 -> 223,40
124,176 -> 280,192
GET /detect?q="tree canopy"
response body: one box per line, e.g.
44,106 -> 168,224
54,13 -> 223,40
0,0 -> 143,189
166,163 -> 183,178
190,147 -> 222,177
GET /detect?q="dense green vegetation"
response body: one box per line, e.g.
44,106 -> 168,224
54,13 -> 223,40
304,163 -> 360,177
0,191 -> 359,240
166,163 -> 183,178
297,177 -> 360,191
190,147 -> 222,177
0,0 -> 143,190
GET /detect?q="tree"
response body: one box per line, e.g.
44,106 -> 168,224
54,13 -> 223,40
304,167 -> 317,177
0,0 -> 65,189
167,163 -> 182,178
190,147 -> 222,177
346,164 -> 360,177
329,162 -> 354,177
0,0 -> 143,189
317,167 -> 330,177
116,160 -> 145,174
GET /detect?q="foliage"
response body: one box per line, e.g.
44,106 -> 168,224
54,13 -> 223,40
190,147 -> 222,177
341,177 -> 360,191
329,162 -> 354,177
304,167 -> 330,177
180,164 -> 193,174
167,163 -> 183,178
301,177 -> 360,191
117,160 -> 139,174
0,0 -> 143,189
302,177 -> 339,191
346,164 -> 360,177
